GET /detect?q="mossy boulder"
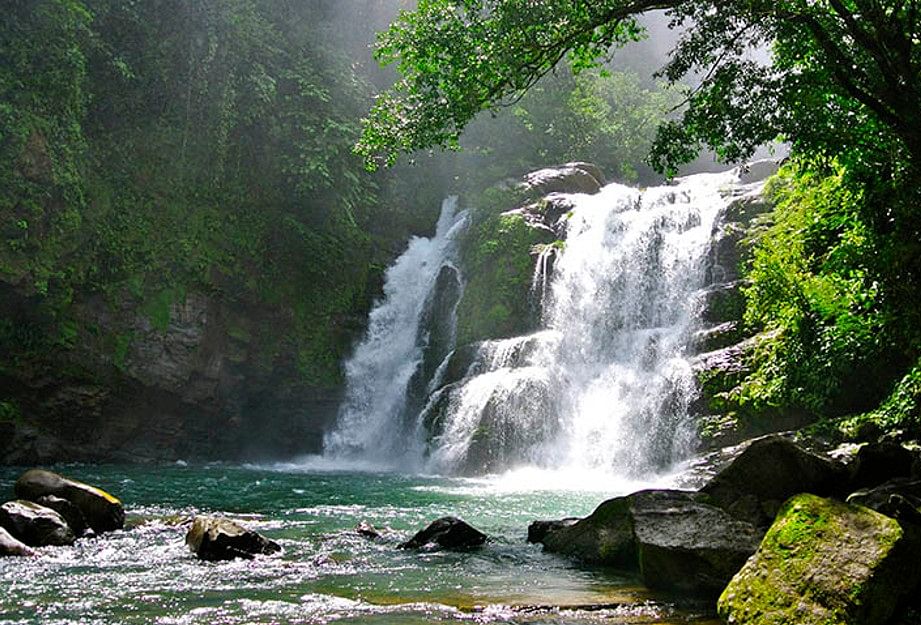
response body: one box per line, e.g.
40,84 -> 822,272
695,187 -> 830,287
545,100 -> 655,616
455,210 -> 555,346
15,469 -> 124,533
718,493 -> 921,625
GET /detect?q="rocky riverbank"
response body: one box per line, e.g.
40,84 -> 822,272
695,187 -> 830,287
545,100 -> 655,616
531,435 -> 921,624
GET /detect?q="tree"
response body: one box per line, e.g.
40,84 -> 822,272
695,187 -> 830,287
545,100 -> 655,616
356,0 -> 921,176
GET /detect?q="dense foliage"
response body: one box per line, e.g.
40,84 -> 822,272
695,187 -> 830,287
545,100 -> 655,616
0,0 -> 435,395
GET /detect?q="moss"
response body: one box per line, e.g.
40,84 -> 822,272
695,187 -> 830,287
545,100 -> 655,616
0,400 -> 22,424
718,494 -> 909,625
112,333 -> 133,372
455,208 -> 554,346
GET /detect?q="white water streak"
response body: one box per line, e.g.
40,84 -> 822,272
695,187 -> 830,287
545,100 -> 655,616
323,197 -> 466,467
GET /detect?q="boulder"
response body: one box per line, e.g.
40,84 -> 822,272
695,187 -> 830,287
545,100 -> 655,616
399,516 -> 488,550
527,518 -> 578,544
736,159 -> 781,185
0,526 -> 36,557
847,479 -> 921,525
185,516 -> 281,561
15,469 -> 124,533
850,442 -> 916,490
35,495 -> 88,538
718,494 -> 921,625
701,435 -> 849,527
521,162 -> 604,197
0,500 -> 75,546
540,490 -> 762,594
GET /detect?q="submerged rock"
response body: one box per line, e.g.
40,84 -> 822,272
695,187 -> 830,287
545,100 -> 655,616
0,526 -> 36,557
540,490 -> 761,594
400,516 -> 488,550
0,500 -> 76,547
15,469 -> 124,533
718,493 -> 921,625
355,521 -> 382,540
185,516 -> 281,561
701,435 -> 848,527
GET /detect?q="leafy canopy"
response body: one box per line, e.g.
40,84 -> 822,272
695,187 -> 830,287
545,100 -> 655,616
357,0 -> 921,175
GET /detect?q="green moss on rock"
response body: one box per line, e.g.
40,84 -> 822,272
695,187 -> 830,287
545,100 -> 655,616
455,210 -> 554,346
718,493 -> 921,625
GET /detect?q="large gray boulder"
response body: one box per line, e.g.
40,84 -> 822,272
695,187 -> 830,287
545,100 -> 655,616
15,469 -> 124,533
520,162 -> 604,197
540,490 -> 762,594
400,516 -> 488,550
0,526 -> 36,557
701,435 -> 849,527
185,516 -> 281,561
0,500 -> 75,547
719,493 -> 921,625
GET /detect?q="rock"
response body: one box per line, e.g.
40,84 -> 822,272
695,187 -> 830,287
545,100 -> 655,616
185,516 -> 281,561
701,435 -> 849,527
718,494 -> 921,625
0,526 -> 37,557
0,500 -> 76,547
35,495 -> 88,538
706,223 -> 746,285
847,479 -> 921,524
540,490 -> 762,594
736,159 -> 781,185
14,469 -> 125,533
404,264 -> 464,416
700,281 -> 746,325
521,162 -> 604,197
721,177 -> 773,225
356,521 -> 381,540
399,516 -> 488,550
851,442 -> 916,490
692,322 -> 743,354
527,518 -> 578,544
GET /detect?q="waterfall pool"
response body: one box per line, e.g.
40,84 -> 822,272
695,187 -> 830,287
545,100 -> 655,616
0,464 -> 719,624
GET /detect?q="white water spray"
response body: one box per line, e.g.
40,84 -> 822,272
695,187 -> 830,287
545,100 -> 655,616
325,169 -> 741,480
424,171 -> 738,476
324,197 -> 467,467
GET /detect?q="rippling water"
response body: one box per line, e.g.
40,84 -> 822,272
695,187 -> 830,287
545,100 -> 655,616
0,465 -> 718,624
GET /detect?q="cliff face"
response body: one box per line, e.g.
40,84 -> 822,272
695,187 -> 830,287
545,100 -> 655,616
0,285 -> 351,464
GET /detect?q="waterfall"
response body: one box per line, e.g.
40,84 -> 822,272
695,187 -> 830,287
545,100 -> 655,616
423,171 -> 738,476
324,197 -> 467,468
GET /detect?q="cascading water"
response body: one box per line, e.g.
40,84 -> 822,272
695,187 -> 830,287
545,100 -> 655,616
325,168 -> 742,479
324,197 -> 467,468
422,170 -> 739,477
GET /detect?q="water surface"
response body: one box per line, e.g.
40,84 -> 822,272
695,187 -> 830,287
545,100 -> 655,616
0,464 -> 717,624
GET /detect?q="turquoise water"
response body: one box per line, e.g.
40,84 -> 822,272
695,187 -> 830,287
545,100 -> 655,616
0,464 -> 717,624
